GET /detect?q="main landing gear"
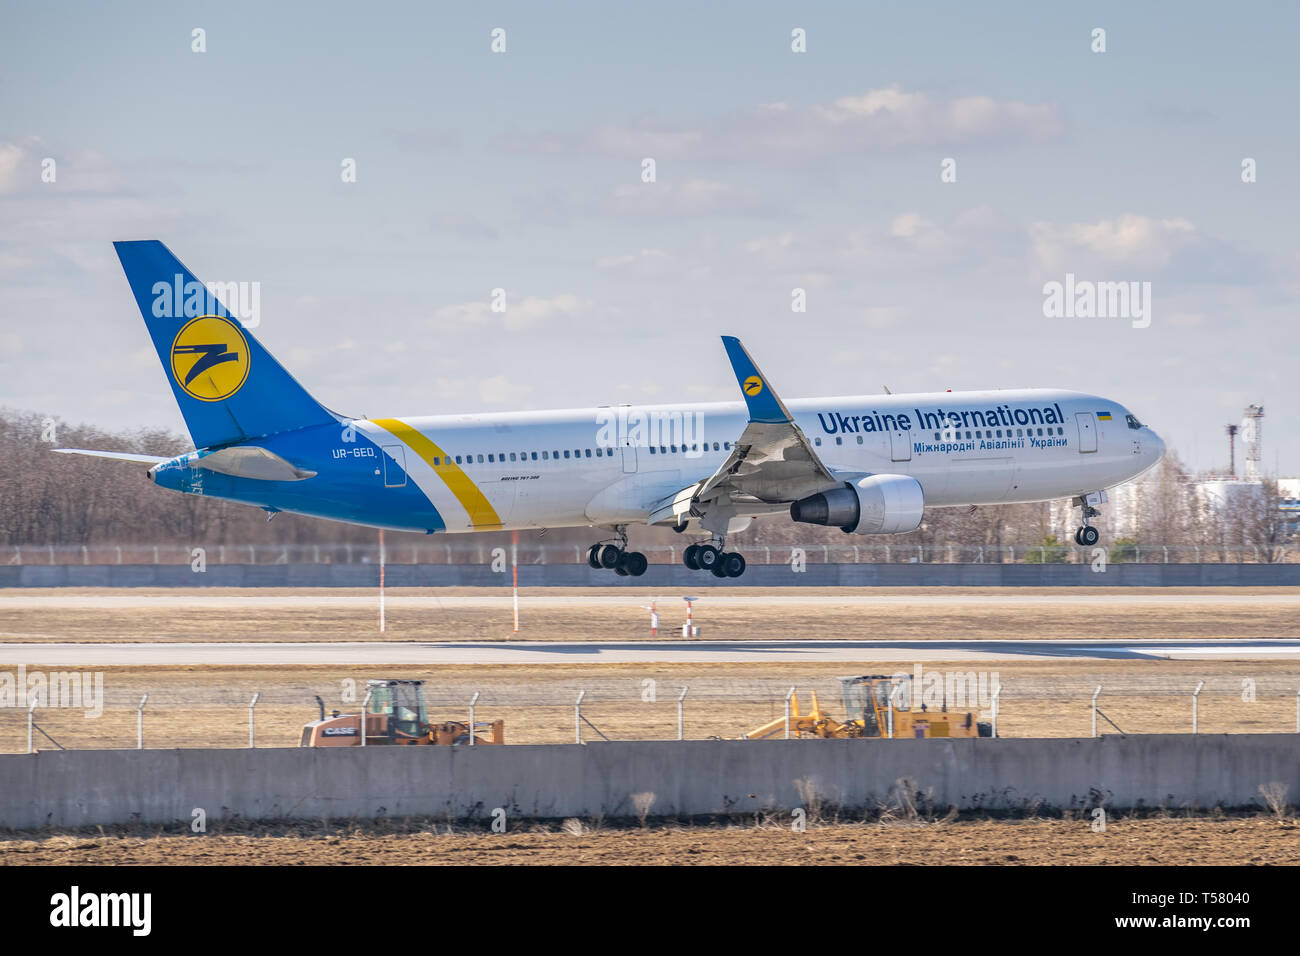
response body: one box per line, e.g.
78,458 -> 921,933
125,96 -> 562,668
587,530 -> 648,577
1073,493 -> 1104,546
683,541 -> 747,578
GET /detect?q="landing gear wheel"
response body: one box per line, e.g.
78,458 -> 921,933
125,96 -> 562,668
622,551 -> 648,577
710,562 -> 729,578
1078,526 -> 1100,546
587,544 -> 602,569
600,544 -> 622,569
721,552 -> 746,578
696,544 -> 721,571
614,562 -> 629,576
1074,528 -> 1083,546
683,544 -> 701,570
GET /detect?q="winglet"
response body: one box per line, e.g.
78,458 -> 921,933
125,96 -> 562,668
721,336 -> 793,424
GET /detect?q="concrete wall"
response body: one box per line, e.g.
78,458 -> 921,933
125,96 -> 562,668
2,735 -> 1297,829
2,562 -> 1298,588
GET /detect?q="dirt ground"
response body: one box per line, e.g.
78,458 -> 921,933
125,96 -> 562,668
3,815 -> 1297,865
4,659 -> 1300,752
1,587 -> 1298,642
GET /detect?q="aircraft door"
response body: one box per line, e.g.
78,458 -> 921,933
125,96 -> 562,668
1074,413 -> 1097,453
889,428 -> 912,462
382,445 -> 407,487
619,407 -> 638,473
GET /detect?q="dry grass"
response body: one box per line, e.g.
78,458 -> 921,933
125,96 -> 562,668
2,586 -> 1297,642
3,814 -> 1298,865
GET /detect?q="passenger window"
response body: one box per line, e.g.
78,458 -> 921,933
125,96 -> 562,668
542,451 -> 549,460
433,456 -> 441,465
510,453 -> 516,461
530,452 -> 538,461
477,454 -> 484,463
670,445 -> 677,453
856,435 -> 863,444
455,455 -> 462,464
488,454 -> 494,463
563,450 -> 570,459
553,450 -> 560,459
585,449 -> 592,458
814,438 -> 822,446
713,442 -> 720,451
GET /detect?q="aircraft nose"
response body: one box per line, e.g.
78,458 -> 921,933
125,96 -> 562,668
1146,428 -> 1166,462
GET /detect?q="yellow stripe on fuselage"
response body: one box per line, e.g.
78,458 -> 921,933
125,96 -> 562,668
369,418 -> 502,528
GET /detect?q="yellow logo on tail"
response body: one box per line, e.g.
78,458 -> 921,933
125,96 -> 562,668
170,315 -> 250,401
743,375 -> 764,396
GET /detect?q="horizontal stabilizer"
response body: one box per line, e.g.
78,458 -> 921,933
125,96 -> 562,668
52,448 -> 169,464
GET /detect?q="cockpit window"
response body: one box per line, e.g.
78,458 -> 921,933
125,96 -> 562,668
1125,414 -> 1143,430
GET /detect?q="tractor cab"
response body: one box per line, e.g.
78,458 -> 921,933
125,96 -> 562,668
837,675 -> 908,738
367,679 -> 430,741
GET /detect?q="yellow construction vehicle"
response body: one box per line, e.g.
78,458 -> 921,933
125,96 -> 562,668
743,674 -> 992,740
300,679 -> 504,747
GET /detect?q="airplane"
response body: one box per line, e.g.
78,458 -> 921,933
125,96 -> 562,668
55,240 -> 1166,578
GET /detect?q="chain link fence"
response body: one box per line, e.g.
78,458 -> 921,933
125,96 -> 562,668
4,542 -> 1295,567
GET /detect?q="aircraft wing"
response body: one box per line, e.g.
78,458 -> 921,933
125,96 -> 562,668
647,336 -> 842,527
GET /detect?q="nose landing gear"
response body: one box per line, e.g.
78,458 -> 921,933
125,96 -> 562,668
1072,492 -> 1105,546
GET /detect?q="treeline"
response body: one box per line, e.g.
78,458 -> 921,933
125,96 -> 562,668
0,408 -> 1290,558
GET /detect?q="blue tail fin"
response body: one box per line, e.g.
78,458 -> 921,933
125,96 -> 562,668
113,240 -> 338,448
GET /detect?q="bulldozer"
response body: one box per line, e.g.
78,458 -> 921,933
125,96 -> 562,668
742,674 -> 993,740
300,679 -> 504,747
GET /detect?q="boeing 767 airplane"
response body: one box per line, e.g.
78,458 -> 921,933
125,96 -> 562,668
56,241 -> 1165,578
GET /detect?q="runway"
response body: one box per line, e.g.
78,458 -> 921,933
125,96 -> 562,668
4,638 -> 1300,667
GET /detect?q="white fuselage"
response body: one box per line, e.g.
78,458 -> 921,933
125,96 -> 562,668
351,387 -> 1165,534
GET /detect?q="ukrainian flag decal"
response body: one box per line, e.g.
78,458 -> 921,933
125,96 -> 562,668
1097,411 -> 1112,421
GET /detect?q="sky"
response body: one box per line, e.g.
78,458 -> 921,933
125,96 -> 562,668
1,0 -> 1297,473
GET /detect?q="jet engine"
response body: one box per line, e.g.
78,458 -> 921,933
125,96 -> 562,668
789,474 -> 924,535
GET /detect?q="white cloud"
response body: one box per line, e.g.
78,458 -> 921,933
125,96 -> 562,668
1030,215 -> 1199,272
511,85 -> 1063,162
430,293 -> 593,332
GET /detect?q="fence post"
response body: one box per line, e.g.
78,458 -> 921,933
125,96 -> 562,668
991,684 -> 1002,738
469,691 -> 479,746
575,690 -> 586,744
1091,685 -> 1102,738
887,683 -> 899,738
27,696 -> 37,754
1192,681 -> 1204,734
137,694 -> 148,749
677,686 -> 688,740
248,692 -> 260,748
784,686 -> 795,739
1295,689 -> 1299,734
360,688 -> 372,747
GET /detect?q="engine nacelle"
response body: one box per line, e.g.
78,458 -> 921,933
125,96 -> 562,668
789,474 -> 925,535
